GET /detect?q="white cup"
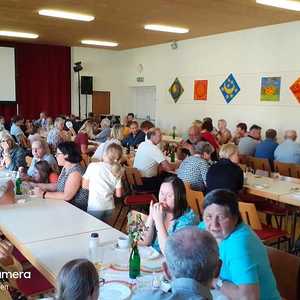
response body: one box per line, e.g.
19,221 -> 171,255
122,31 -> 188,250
117,236 -> 129,249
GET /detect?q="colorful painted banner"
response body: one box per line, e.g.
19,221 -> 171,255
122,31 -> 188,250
194,80 -> 208,100
290,77 -> 300,104
219,73 -> 240,103
260,77 -> 281,102
169,78 -> 184,103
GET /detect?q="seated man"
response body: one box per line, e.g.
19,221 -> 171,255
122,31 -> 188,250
216,119 -> 232,145
232,122 -> 247,145
133,227 -> 219,300
177,141 -> 213,191
121,121 -> 145,148
255,129 -> 278,161
0,180 -> 15,204
177,125 -> 201,159
274,130 -> 300,164
238,124 -> 261,156
133,128 -> 174,191
140,120 -> 154,140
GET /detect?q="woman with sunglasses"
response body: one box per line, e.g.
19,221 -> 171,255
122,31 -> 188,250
33,142 -> 88,211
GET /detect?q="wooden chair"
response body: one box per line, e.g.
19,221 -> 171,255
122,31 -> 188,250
238,201 -> 291,249
274,161 -> 293,177
114,167 -> 157,230
80,153 -> 90,168
291,164 -> 300,179
184,183 -> 204,217
267,246 -> 300,300
238,154 -> 250,165
25,155 -> 33,168
248,157 -> 271,175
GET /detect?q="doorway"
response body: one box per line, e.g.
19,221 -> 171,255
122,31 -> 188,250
130,86 -> 156,122
92,91 -> 110,115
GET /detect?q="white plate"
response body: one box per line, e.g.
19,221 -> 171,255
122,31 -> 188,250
99,282 -> 131,300
139,247 -> 160,260
142,259 -> 162,272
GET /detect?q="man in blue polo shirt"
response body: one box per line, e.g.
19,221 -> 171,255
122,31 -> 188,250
255,128 -> 278,161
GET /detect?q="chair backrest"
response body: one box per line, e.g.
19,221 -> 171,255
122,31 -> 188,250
267,246 -> 300,300
80,153 -> 90,168
274,161 -> 293,177
291,164 -> 300,179
238,163 -> 247,172
184,183 -> 204,216
25,156 -> 33,168
238,154 -> 250,165
238,201 -> 262,230
124,167 -> 143,186
248,156 -> 271,174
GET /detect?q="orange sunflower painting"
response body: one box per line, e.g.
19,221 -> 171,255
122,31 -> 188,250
194,80 -> 208,100
290,77 -> 300,104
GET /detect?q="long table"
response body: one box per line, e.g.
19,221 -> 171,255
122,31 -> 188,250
0,199 -> 110,245
0,197 -> 228,299
244,173 -> 300,246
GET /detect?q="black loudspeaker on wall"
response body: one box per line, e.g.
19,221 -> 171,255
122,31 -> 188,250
81,76 -> 93,95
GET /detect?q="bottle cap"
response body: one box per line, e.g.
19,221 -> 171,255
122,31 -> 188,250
91,233 -> 99,238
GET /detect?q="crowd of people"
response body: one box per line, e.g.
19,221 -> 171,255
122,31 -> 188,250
0,110 -> 295,300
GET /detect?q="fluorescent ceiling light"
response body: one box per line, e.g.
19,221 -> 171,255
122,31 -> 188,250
144,24 -> 189,34
0,30 -> 38,39
256,0 -> 300,11
81,40 -> 119,47
38,9 -> 95,21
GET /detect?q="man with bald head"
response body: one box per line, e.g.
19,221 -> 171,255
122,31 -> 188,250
178,125 -> 202,159
274,130 -> 300,164
132,227 -> 219,300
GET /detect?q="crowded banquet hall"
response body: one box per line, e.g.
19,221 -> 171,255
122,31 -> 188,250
1,1 -> 300,299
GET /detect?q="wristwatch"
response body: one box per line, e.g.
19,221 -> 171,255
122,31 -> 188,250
216,277 -> 224,290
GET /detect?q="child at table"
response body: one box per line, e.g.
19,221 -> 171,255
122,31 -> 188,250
82,143 -> 123,222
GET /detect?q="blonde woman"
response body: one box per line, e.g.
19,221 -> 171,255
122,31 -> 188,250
92,124 -> 123,161
82,143 -> 123,222
0,132 -> 26,171
206,143 -> 243,193
74,120 -> 95,154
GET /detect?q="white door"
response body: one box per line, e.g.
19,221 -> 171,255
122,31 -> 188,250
130,86 -> 156,122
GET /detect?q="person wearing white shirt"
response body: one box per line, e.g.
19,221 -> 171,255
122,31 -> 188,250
82,143 -> 123,222
133,128 -> 175,193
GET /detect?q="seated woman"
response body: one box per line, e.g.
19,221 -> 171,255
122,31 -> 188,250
140,176 -> 197,255
83,143 -> 123,222
199,189 -> 281,300
21,139 -> 58,180
0,180 -> 15,204
47,117 -> 75,153
201,119 -> 220,151
75,120 -> 96,154
0,132 -> 26,171
33,142 -> 89,211
57,259 -> 99,300
95,118 -> 111,143
92,124 -> 123,161
177,141 -> 213,192
206,143 -> 243,194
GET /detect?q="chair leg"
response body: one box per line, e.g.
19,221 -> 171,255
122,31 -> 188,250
119,206 -> 130,232
113,203 -> 124,228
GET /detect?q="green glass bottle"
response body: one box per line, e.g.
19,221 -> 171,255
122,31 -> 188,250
15,177 -> 22,195
170,146 -> 176,163
129,243 -> 140,279
172,129 -> 176,140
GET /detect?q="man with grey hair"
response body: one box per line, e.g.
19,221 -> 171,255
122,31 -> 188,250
274,130 -> 300,164
132,227 -> 219,300
177,141 -> 213,191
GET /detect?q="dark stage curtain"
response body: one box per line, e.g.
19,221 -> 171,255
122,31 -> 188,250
0,42 -> 71,122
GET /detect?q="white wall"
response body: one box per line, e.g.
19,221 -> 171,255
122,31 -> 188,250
71,21 -> 300,139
